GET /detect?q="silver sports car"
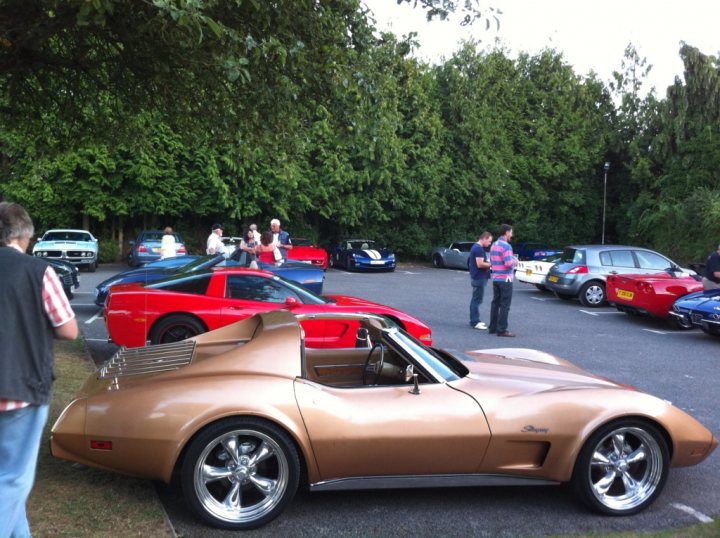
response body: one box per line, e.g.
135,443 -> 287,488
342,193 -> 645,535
431,241 -> 475,270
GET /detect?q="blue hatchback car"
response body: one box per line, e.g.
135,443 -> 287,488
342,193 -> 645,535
127,230 -> 187,267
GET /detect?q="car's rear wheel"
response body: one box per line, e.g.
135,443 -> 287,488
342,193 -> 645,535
432,254 -> 444,268
579,281 -> 606,307
572,419 -> 669,516
149,315 -> 206,344
181,418 -> 300,530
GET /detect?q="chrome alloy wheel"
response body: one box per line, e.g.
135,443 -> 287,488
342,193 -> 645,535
582,283 -> 605,306
192,429 -> 291,525
586,426 -> 664,512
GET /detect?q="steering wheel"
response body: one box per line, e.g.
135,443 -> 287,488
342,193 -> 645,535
363,343 -> 385,385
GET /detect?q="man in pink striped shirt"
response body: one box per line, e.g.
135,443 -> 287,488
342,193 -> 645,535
0,202 -> 78,538
488,224 -> 517,337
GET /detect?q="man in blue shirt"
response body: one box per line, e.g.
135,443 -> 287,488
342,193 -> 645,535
489,224 -> 517,337
468,232 -> 493,329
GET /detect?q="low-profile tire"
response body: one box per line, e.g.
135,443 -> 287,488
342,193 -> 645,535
181,418 -> 300,530
701,323 -> 720,336
554,292 -> 574,301
572,419 -> 669,516
149,314 -> 206,345
579,281 -> 606,307
87,261 -> 97,273
432,254 -> 444,268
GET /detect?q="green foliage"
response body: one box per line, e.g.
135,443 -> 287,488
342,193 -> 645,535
98,238 -> 119,263
2,2 -> 719,263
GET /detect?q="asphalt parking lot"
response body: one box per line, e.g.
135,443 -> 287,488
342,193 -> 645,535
68,263 -> 719,537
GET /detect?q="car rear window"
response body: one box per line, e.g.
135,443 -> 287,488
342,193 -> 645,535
560,247 -> 586,264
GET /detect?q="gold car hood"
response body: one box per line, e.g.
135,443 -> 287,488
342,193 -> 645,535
455,347 -> 624,399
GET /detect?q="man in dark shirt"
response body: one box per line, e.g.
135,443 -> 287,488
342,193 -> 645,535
0,202 -> 79,537
468,232 -> 493,329
702,243 -> 720,290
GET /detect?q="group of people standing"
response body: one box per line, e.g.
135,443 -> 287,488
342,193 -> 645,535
468,224 -> 517,337
206,218 -> 293,266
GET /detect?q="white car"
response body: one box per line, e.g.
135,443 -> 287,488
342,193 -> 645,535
514,255 -> 560,290
33,229 -> 99,272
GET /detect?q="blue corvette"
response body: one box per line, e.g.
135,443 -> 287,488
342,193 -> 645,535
669,289 -> 720,336
329,239 -> 396,272
94,254 -> 325,306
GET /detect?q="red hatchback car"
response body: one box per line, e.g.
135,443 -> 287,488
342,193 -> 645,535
104,266 -> 431,348
287,238 -> 328,269
607,270 -> 703,324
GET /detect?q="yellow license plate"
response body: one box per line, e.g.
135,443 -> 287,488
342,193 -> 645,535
617,289 -> 634,300
526,269 -> 533,276
548,275 -> 559,283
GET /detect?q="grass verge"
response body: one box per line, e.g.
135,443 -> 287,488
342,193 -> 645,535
27,339 -> 169,538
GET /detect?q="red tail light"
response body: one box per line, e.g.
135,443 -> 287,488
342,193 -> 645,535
637,282 -> 653,294
177,245 -> 186,254
137,244 -> 147,253
90,440 -> 112,450
566,265 -> 588,274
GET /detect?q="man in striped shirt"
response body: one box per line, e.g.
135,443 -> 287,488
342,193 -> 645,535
488,224 -> 517,337
0,202 -> 78,538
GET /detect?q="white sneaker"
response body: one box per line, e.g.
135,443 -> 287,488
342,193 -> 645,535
473,322 -> 488,330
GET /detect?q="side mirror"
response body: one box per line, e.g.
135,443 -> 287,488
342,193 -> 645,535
404,364 -> 414,383
285,296 -> 299,307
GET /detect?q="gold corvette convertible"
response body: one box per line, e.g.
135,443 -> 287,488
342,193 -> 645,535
51,311 -> 717,530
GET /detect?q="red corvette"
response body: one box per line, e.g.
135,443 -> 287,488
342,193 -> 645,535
104,266 -> 431,348
287,238 -> 328,269
607,270 -> 703,323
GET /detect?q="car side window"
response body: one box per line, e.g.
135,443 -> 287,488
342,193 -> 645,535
227,275 -> 297,303
158,274 -> 211,295
601,250 -> 635,268
635,250 -> 671,271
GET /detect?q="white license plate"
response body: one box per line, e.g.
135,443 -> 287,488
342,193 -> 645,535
152,247 -> 160,253
370,260 -> 384,265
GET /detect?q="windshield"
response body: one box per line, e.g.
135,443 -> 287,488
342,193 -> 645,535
43,231 -> 93,242
389,330 -> 462,382
348,240 -> 378,250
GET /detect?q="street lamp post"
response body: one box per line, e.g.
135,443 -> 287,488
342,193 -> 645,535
602,161 -> 610,245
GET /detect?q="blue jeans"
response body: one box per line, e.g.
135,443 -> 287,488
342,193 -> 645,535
489,280 -> 513,333
469,278 -> 488,326
0,404 -> 49,538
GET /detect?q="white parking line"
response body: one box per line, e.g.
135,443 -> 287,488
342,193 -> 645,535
73,291 -> 95,295
530,296 -> 549,302
84,338 -> 109,343
671,503 -> 713,523
642,329 -> 667,335
579,310 -> 624,316
84,310 -> 102,325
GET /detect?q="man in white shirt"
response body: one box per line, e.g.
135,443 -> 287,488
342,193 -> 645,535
206,223 -> 226,255
250,223 -> 261,243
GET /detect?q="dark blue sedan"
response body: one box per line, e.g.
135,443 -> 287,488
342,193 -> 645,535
669,289 -> 720,336
94,255 -> 325,306
329,239 -> 396,272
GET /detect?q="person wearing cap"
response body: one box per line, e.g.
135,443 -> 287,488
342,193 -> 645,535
206,223 -> 226,256
702,243 -> 720,290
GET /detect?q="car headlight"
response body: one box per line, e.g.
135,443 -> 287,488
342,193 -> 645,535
388,254 -> 395,259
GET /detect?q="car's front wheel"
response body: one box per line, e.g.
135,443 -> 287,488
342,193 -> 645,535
432,254 -> 444,268
572,420 -> 669,516
579,281 -> 606,307
149,315 -> 206,344
181,418 -> 300,530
